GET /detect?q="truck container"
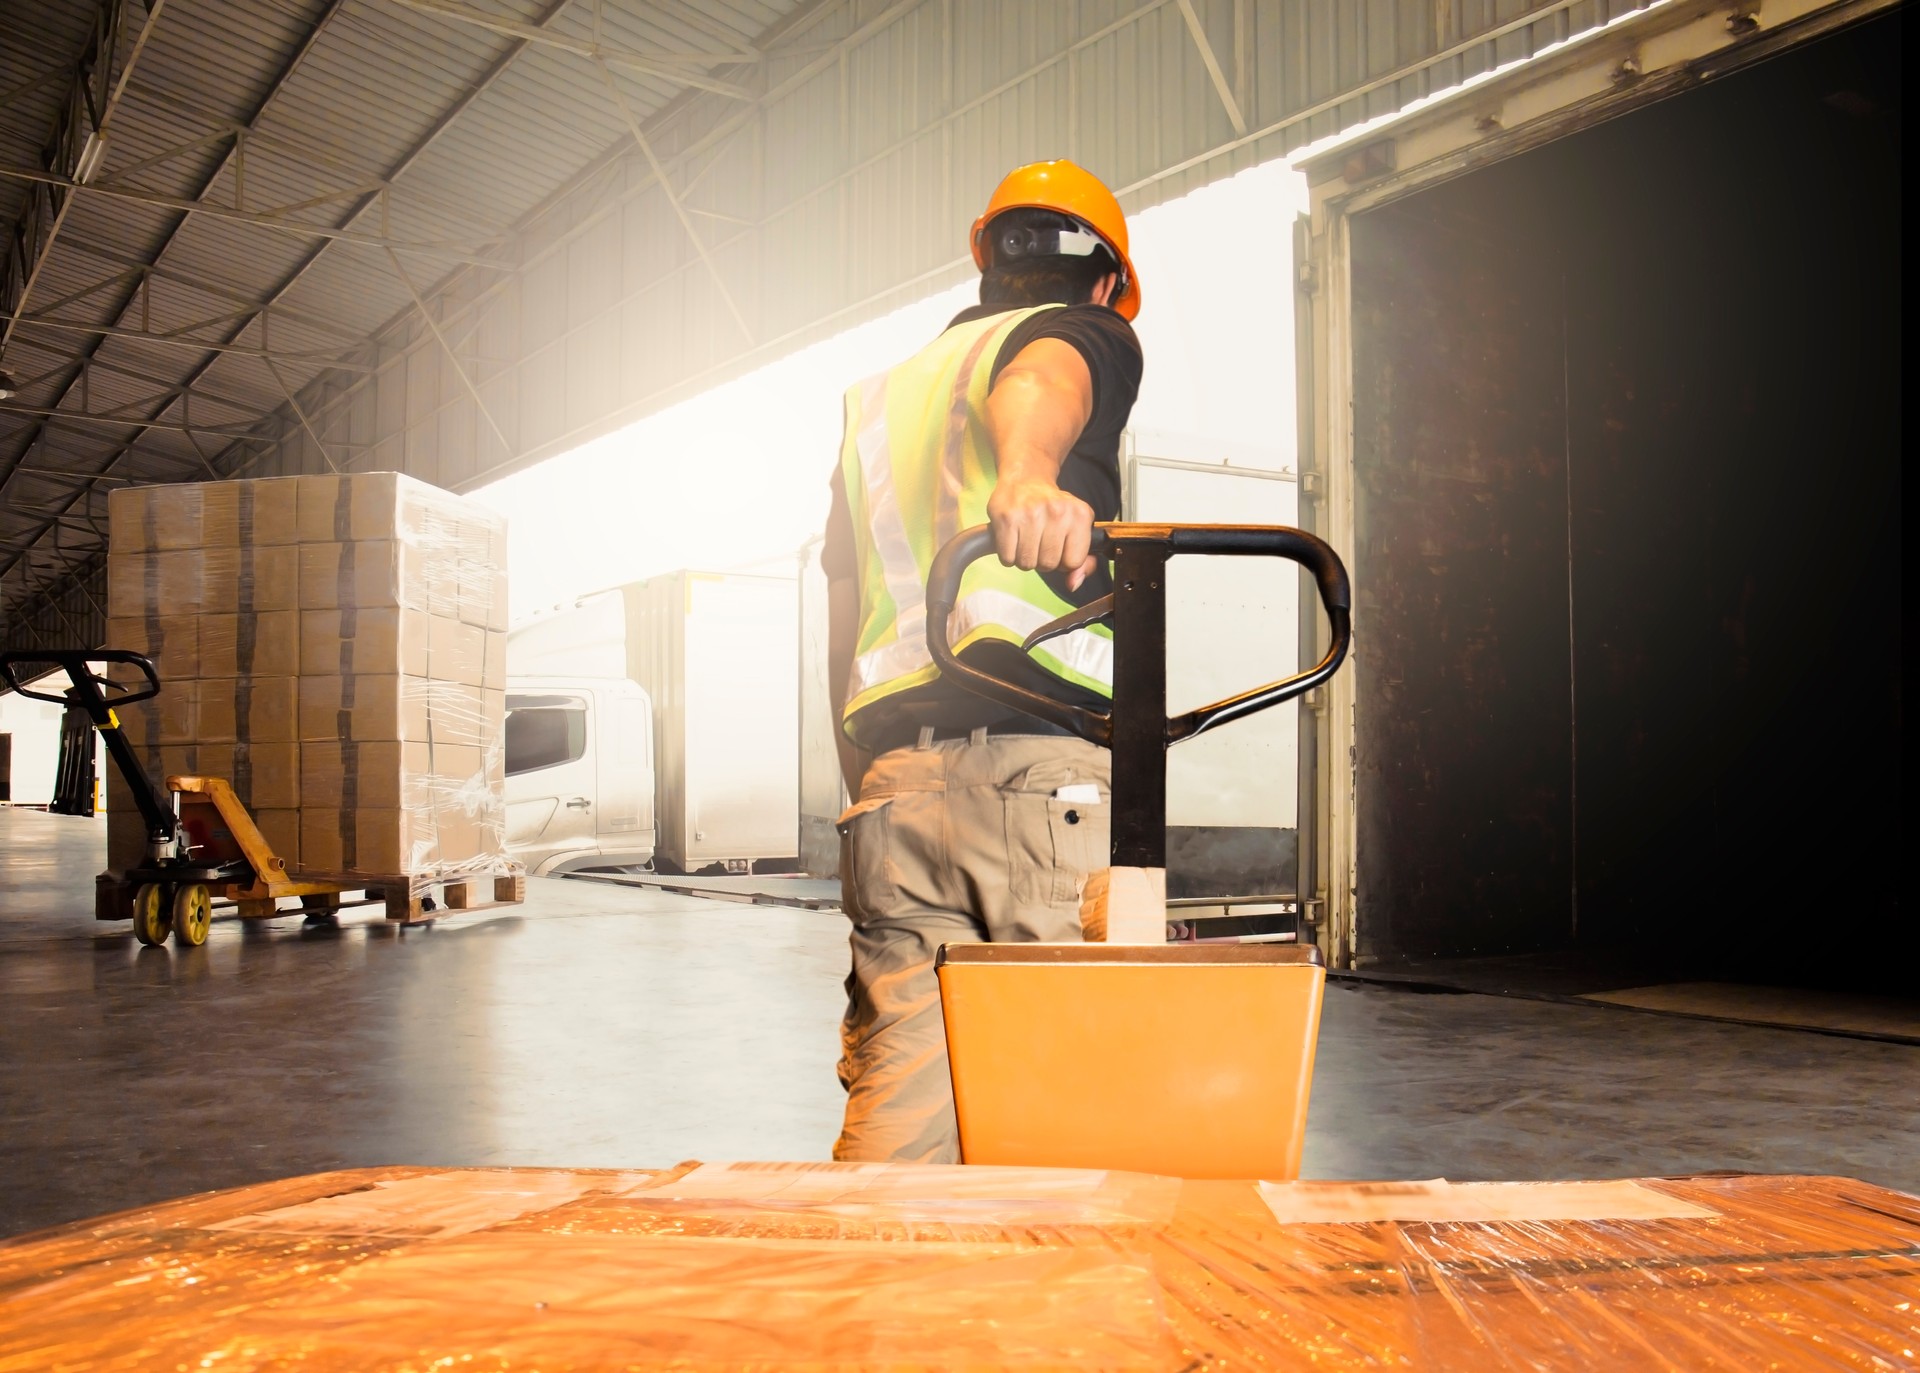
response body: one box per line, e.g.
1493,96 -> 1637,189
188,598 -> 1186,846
509,571 -> 799,875
1292,0 -> 1902,987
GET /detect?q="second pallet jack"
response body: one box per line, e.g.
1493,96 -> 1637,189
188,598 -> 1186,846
924,521 -> 1353,1179
0,649 -> 444,946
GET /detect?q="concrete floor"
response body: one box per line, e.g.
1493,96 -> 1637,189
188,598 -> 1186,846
3,806 -> 1915,1239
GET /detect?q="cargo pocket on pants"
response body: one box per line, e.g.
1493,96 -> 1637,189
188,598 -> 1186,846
837,795 -> 897,919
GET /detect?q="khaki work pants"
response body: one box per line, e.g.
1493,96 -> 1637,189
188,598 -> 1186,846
834,730 -> 1112,1164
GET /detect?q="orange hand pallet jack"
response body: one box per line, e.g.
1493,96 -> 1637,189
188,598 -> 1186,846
0,649 -> 522,946
924,522 -> 1354,1179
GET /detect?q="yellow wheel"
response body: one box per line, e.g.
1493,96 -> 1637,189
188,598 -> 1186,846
131,884 -> 170,946
171,883 -> 213,947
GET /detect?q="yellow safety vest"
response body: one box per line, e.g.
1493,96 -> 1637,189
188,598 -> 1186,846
838,305 -> 1114,737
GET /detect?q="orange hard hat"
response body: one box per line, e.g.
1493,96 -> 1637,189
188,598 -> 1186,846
971,159 -> 1140,320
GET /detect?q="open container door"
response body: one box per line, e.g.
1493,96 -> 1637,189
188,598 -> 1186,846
1294,0 -> 1904,985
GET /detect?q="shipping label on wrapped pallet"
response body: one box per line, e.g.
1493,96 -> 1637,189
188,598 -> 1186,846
104,473 -> 515,902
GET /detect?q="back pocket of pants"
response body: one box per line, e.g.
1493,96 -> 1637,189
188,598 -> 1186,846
1006,794 -> 1106,906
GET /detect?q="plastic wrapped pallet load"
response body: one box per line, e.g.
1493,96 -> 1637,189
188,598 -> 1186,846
102,472 -> 512,906
0,1163 -> 1913,1368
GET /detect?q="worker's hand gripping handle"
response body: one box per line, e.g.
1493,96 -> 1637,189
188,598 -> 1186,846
0,649 -> 162,719
925,522 -> 1352,748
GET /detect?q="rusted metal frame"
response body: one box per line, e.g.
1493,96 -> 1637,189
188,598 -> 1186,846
1177,0 -> 1247,136
385,0 -> 761,96
596,60 -> 755,345
1,313 -> 378,372
382,246 -> 513,455
0,166 -> 506,267
0,0 -> 166,358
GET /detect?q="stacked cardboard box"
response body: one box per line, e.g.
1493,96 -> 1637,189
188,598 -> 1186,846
105,473 -> 508,891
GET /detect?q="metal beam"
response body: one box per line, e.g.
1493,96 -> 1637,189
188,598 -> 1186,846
596,59 -> 754,344
0,165 -> 508,267
2,0 -> 572,629
55,238 -> 378,342
0,0 -> 357,612
386,0 -> 761,97
383,247 -> 512,453
0,401 -> 274,442
0,311 -> 376,371
1176,0 -> 1247,136
1,0 -> 169,358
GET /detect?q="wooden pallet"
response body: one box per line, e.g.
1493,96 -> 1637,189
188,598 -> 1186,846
376,871 -> 527,923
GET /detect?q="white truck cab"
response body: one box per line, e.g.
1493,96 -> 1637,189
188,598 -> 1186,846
504,676 -> 656,876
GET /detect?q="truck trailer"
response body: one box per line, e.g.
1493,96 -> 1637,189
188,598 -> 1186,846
1291,0 -> 1902,987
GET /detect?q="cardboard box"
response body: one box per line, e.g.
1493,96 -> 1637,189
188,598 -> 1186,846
104,615 -> 198,681
298,675 -> 410,743
300,741 -> 405,810
203,477 -> 299,546
407,680 -> 486,746
107,551 -> 204,620
109,484 -> 204,552
297,472 -> 420,544
245,545 -> 300,612
300,807 -> 420,877
196,677 -> 298,744
299,607 -> 431,678
429,617 -> 487,687
198,611 -> 299,678
298,542 -> 399,611
230,741 -> 300,812
103,474 -> 509,888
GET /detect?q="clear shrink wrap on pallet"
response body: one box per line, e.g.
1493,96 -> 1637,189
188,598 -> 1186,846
0,1164 -> 1914,1370
103,473 -> 513,897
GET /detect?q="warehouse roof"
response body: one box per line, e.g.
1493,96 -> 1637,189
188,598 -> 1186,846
0,0 -> 800,639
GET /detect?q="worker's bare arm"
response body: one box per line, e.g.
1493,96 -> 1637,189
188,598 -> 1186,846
826,573 -> 872,796
985,336 -> 1098,592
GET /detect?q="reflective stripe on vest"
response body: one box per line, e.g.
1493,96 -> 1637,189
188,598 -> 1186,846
838,305 -> 1114,733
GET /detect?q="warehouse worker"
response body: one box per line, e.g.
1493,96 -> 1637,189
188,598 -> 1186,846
822,160 -> 1144,1162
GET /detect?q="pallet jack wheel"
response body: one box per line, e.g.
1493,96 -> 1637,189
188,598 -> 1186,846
131,884 -> 171,947
171,883 -> 212,947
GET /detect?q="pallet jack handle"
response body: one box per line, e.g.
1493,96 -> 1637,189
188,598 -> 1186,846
1,649 -> 177,842
928,522 -> 1350,874
926,522 -> 1352,747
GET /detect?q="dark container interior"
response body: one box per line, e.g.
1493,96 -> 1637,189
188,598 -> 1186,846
1349,11 -> 1902,990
